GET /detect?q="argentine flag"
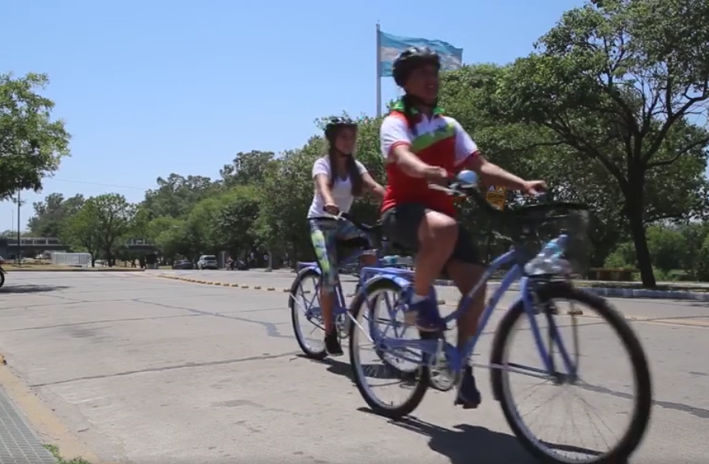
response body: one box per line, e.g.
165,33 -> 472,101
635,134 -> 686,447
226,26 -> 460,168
378,30 -> 464,77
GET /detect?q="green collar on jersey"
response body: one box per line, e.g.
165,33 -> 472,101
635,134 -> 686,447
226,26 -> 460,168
389,98 -> 444,116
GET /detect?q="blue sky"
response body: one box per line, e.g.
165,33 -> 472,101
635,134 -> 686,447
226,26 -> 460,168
1,0 -> 585,233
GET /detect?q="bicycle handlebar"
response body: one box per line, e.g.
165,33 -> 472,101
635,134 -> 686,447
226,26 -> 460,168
320,208 -> 382,234
429,171 -> 588,221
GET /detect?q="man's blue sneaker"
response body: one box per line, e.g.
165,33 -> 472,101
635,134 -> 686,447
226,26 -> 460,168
455,367 -> 482,409
404,297 -> 446,332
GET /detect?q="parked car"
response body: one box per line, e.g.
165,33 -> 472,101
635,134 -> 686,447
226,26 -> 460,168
197,255 -> 218,270
172,259 -> 194,270
228,258 -> 248,270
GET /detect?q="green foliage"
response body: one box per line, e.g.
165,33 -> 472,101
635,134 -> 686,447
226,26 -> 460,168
142,174 -> 219,219
214,185 -> 261,255
60,200 -> 102,265
28,193 -> 84,237
0,73 -> 71,200
477,0 -> 709,287
59,193 -> 136,266
696,236 -> 709,282
646,226 -> 687,273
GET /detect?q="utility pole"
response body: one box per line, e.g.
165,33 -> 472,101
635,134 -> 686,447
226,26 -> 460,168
16,189 -> 21,266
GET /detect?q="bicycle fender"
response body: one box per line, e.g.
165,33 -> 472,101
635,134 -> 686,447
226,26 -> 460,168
297,264 -> 320,276
363,273 -> 410,291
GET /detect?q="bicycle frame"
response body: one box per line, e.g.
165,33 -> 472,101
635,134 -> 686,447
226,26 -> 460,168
371,234 -> 579,381
296,245 -> 396,319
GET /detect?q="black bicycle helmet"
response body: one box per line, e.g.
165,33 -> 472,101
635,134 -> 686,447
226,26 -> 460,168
324,116 -> 357,141
392,47 -> 441,87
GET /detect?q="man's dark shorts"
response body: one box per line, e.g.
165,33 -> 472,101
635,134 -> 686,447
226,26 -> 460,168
381,203 -> 482,265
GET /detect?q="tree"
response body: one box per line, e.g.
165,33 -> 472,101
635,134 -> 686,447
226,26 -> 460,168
437,65 -> 628,265
256,143 -> 318,262
142,174 -> 219,219
147,216 -> 191,261
645,225 -> 687,274
488,0 -> 709,287
185,196 -> 223,256
0,73 -> 71,200
696,235 -> 709,282
677,222 -> 709,276
60,201 -> 101,266
220,151 -> 276,187
215,186 -> 261,257
28,193 -> 85,236
91,194 -> 136,265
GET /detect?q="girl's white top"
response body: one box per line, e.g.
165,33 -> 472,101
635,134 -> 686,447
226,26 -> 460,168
307,156 -> 367,219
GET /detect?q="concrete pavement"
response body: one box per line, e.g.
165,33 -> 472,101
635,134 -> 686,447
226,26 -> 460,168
0,270 -> 706,463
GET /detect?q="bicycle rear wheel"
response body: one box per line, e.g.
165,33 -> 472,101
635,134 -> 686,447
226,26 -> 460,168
490,281 -> 652,464
348,277 -> 430,419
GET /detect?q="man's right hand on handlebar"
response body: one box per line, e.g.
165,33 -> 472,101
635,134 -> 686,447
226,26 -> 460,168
422,165 -> 449,184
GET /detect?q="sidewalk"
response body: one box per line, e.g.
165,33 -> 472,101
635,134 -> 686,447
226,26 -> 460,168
0,386 -> 56,464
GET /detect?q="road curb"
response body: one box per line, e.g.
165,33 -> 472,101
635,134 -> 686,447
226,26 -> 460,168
448,280 -> 709,300
581,286 -> 709,300
161,274 -> 709,301
158,274 -> 448,305
5,268 -> 146,273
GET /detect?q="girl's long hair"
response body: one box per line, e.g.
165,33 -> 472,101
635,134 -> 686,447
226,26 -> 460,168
327,130 -> 364,197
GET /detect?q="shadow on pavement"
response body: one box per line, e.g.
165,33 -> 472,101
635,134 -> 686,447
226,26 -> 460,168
298,354 -> 413,383
297,355 -> 353,380
0,284 -> 69,294
362,411 -> 535,463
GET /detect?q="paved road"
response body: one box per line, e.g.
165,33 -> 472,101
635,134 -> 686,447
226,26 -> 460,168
0,270 -> 707,463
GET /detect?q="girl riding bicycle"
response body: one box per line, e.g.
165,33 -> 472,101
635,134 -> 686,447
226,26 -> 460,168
308,117 -> 386,356
379,47 -> 546,408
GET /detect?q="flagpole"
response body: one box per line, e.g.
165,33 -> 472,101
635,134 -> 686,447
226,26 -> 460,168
375,22 -> 382,118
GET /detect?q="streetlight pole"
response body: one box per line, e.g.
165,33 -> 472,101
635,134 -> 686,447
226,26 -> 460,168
16,190 -> 21,266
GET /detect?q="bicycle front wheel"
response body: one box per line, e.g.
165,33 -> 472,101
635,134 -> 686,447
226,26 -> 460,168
490,281 -> 652,464
348,277 -> 430,419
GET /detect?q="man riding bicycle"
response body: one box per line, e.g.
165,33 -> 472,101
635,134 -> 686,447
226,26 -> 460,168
379,47 -> 546,409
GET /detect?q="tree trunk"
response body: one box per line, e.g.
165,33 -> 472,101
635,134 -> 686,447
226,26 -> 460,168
628,210 -> 655,287
623,161 -> 656,288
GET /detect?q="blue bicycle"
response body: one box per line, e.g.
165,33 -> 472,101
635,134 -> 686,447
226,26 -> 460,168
288,216 -> 412,354
347,171 -> 652,464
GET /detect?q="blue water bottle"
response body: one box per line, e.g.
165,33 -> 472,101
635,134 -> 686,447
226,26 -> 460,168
524,237 -> 568,275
